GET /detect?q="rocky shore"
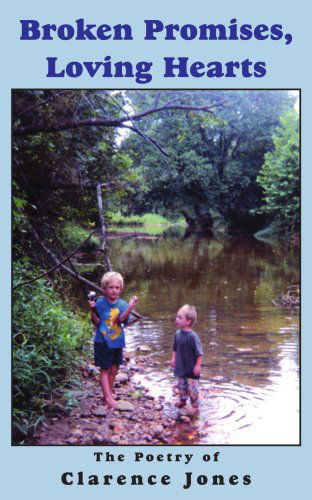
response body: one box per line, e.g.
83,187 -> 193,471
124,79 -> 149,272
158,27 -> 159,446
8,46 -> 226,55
28,352 -> 198,446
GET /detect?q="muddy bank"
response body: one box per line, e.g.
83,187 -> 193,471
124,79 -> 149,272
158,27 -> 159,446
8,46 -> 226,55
27,353 -> 198,446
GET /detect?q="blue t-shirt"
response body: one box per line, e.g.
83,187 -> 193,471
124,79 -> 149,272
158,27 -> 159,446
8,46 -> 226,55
93,296 -> 128,348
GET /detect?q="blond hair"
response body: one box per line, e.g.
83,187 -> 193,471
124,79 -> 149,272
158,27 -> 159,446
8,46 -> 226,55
101,271 -> 124,290
179,304 -> 197,325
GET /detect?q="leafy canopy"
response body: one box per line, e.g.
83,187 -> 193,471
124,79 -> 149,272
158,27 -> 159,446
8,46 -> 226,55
257,109 -> 299,234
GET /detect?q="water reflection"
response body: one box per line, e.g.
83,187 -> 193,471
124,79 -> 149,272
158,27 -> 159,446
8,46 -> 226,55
81,231 -> 299,444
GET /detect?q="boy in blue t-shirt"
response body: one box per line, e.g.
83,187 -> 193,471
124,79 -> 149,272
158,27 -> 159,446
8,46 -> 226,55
171,304 -> 203,409
88,271 -> 138,408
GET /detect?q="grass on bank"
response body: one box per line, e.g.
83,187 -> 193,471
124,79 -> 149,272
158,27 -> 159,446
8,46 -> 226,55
61,223 -> 100,250
13,260 -> 91,443
107,212 -> 185,226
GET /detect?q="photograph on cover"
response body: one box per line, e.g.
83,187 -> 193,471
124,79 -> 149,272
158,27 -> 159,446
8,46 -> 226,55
12,89 -> 300,446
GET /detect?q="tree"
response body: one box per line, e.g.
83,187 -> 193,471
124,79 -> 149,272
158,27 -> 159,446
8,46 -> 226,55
12,89 -> 225,279
122,90 -> 294,233
257,110 -> 300,235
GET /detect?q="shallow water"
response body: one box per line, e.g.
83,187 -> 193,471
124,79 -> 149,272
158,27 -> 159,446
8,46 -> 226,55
82,229 -> 300,445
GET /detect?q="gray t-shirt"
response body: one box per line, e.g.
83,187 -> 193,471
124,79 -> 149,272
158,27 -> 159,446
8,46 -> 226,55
173,329 -> 203,378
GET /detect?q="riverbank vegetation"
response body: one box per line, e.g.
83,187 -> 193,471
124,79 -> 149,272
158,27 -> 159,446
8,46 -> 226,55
13,261 -> 91,442
12,89 -> 299,442
107,212 -> 180,226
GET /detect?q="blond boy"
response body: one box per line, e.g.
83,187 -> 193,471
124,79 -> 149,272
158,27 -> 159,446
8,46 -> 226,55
88,271 -> 138,408
171,305 -> 203,409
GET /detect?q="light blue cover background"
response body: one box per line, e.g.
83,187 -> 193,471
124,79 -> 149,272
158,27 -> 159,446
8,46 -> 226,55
2,0 -> 308,498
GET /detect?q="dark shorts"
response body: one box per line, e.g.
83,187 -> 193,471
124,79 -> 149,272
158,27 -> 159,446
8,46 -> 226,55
94,342 -> 123,369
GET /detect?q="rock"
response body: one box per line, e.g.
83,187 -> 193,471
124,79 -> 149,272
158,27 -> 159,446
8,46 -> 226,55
72,390 -> 85,398
93,433 -> 106,444
84,426 -> 99,435
85,381 -> 94,389
166,419 -> 176,426
144,413 -> 154,421
117,388 -> 128,395
179,416 -> 191,424
144,403 -> 153,409
71,428 -> 83,437
81,364 -> 99,378
82,390 -> 95,399
115,373 -> 129,384
131,390 -> 144,399
109,421 -> 119,429
112,424 -> 124,434
81,437 -> 94,445
136,345 -> 152,353
81,409 -> 91,417
25,340 -> 181,446
116,400 -> 134,412
93,406 -> 107,417
150,425 -> 164,437
67,437 -> 79,444
210,375 -> 226,382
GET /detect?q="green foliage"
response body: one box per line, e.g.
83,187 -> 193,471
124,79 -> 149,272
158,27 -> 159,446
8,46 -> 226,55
107,211 -> 143,225
141,213 -> 181,224
123,90 -> 294,233
107,211 -> 176,225
12,192 -> 27,232
12,261 -> 91,442
60,223 -> 100,250
12,90 -> 140,238
257,110 -> 299,234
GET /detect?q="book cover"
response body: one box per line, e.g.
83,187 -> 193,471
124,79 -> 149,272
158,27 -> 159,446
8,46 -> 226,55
2,1 -> 308,499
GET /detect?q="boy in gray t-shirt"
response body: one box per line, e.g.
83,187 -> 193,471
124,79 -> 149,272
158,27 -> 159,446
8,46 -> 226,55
171,304 -> 203,409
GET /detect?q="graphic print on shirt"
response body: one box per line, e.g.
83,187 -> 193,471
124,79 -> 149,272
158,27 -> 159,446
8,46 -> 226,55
101,308 -> 121,340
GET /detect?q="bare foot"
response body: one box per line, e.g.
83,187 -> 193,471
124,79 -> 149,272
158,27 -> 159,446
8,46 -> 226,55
105,399 -> 117,409
103,397 -> 117,408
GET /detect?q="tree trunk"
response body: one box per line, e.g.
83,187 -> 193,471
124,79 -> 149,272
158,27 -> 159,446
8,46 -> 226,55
96,184 -> 112,272
181,209 -> 214,236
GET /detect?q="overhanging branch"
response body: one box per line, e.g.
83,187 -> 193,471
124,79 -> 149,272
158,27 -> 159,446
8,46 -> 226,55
14,101 -> 226,136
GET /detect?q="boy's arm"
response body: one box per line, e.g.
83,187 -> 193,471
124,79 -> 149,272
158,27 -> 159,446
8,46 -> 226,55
119,296 -> 138,323
171,351 -> 176,368
193,355 -> 203,376
171,333 -> 177,367
88,300 -> 100,326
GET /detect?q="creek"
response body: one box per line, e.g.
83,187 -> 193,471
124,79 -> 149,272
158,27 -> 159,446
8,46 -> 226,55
78,226 -> 299,445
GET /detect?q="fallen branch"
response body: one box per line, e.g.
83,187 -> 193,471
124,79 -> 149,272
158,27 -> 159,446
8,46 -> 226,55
29,229 -> 144,319
31,228 -> 103,294
13,230 -> 98,289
